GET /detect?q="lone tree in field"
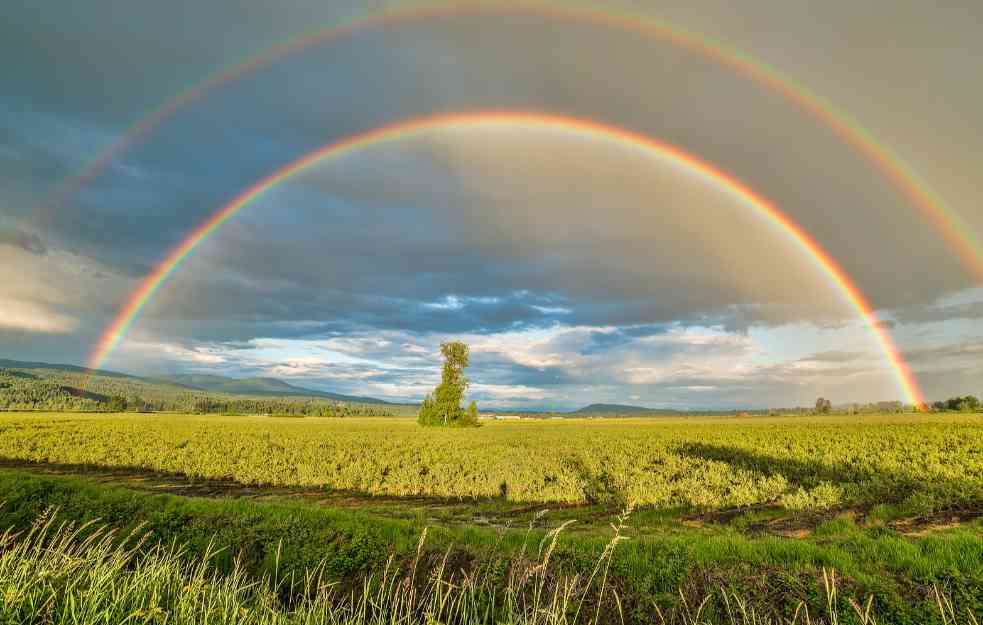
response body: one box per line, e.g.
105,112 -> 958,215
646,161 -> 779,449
815,397 -> 832,414
419,341 -> 479,427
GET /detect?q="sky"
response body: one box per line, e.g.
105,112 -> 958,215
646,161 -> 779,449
1,0 -> 981,410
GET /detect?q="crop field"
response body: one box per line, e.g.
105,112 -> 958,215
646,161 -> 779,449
2,412 -> 981,513
2,412 -> 983,623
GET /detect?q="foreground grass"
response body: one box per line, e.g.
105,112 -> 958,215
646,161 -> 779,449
0,469 -> 981,623
1,508 -> 980,625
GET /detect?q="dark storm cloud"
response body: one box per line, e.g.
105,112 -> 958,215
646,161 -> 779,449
7,4 -> 978,311
109,118 -> 852,341
4,3 -> 977,306
0,129 -> 59,194
0,0 -> 380,123
142,284 -> 575,343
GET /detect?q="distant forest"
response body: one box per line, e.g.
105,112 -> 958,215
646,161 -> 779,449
0,367 -> 398,417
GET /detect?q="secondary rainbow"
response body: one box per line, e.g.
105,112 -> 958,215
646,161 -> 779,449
46,1 -> 982,282
87,111 -> 926,406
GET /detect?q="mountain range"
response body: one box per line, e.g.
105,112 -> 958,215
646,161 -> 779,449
1,359 -> 691,413
0,358 -> 393,405
572,403 -> 683,414
152,373 -> 392,404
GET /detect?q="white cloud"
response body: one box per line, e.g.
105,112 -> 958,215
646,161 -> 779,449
115,338 -> 227,366
0,299 -> 77,333
469,383 -> 550,400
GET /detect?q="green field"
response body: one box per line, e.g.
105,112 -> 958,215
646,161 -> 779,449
2,412 -> 981,510
1,412 -> 982,624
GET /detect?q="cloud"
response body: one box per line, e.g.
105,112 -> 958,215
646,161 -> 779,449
115,124 -> 866,347
469,383 -> 550,401
794,350 -> 872,364
120,339 -> 228,366
5,6 -> 978,329
0,299 -> 76,333
0,223 -> 45,255
88,318 -> 921,409
265,359 -> 385,380
903,340 -> 983,365
894,289 -> 983,325
2,0 -> 982,407
911,364 -> 983,403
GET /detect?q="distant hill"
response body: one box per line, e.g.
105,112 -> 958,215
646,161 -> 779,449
156,373 -> 392,404
0,358 -> 133,379
573,403 -> 682,415
0,358 -> 395,406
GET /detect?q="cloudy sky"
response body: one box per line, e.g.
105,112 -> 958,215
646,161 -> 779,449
2,0 -> 981,409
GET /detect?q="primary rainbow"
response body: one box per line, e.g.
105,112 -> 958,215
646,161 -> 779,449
87,111 -> 926,406
47,1 -> 982,282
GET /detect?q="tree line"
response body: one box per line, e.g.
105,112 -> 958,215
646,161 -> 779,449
930,395 -> 981,412
0,369 -> 393,417
812,395 -> 982,414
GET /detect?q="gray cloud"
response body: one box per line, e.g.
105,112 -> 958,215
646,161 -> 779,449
0,224 -> 45,255
896,301 -> 983,325
911,366 -> 983,403
903,340 -> 983,365
797,350 -> 872,363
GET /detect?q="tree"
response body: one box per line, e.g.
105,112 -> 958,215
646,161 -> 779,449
418,341 -> 478,427
815,397 -> 832,414
941,395 -> 979,412
953,395 -> 980,412
107,395 -> 128,412
465,400 -> 480,426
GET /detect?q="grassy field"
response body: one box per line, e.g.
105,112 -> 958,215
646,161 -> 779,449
1,412 -> 981,511
0,468 -> 981,624
1,412 -> 981,623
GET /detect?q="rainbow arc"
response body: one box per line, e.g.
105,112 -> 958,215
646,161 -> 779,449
47,1 -> 982,282
86,111 -> 926,406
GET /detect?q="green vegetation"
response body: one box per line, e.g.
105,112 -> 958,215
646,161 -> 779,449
0,413 -> 981,512
0,470 -> 981,624
418,341 -> 479,427
2,411 -> 981,622
0,366 -> 400,417
932,395 -> 982,413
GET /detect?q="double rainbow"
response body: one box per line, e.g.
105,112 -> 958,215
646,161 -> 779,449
87,111 -> 926,406
50,1 -> 982,281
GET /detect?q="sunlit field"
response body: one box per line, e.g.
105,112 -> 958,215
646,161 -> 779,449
1,412 -> 982,624
3,412 -> 981,511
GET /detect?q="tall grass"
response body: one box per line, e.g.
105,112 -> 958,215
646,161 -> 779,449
0,510 -> 977,625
